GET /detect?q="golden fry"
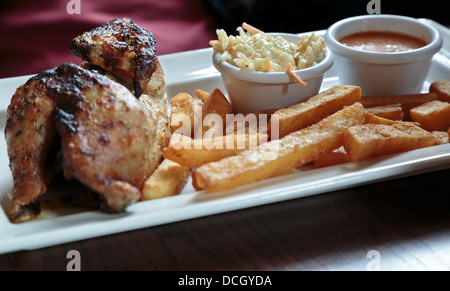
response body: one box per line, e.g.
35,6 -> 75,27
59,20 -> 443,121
361,93 -> 438,120
430,79 -> 450,103
313,146 -> 351,169
193,103 -> 365,192
225,109 -> 275,135
162,133 -> 269,168
343,122 -> 436,162
431,131 -> 449,145
170,92 -> 201,136
365,103 -> 404,120
141,159 -> 192,200
410,100 -> 450,132
364,112 -> 396,125
199,88 -> 233,138
195,89 -> 210,103
271,85 -> 362,138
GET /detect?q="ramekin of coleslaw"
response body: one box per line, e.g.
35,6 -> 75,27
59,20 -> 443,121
211,23 -> 334,113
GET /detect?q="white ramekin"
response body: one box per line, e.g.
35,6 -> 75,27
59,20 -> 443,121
325,14 -> 443,96
213,33 -> 334,113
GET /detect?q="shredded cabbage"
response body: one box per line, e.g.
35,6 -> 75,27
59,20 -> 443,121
211,25 -> 327,72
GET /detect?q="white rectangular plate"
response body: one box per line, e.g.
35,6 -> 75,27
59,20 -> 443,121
0,20 -> 449,255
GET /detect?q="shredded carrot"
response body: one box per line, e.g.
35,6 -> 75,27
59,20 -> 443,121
264,57 -> 271,72
242,22 -> 264,35
226,41 -> 237,58
286,63 -> 307,86
296,36 -> 308,52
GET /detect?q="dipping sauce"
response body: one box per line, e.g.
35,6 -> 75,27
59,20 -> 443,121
339,31 -> 428,52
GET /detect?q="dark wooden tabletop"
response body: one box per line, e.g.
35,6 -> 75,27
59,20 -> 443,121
1,168 -> 450,271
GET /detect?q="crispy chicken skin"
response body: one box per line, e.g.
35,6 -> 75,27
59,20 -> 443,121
80,60 -> 170,175
70,17 -> 158,98
138,62 -> 171,175
5,18 -> 170,222
5,74 -> 58,222
5,64 -> 157,222
53,64 -> 156,213
72,18 -> 171,188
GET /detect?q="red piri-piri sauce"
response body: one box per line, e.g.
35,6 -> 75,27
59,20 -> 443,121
339,31 -> 428,52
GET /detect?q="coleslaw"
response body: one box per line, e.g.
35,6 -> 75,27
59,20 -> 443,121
210,23 -> 327,74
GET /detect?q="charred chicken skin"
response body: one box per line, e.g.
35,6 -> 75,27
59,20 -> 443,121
5,18 -> 170,223
71,17 -> 170,177
6,64 -> 156,222
70,17 -> 158,98
5,72 -> 58,222
54,64 -> 156,213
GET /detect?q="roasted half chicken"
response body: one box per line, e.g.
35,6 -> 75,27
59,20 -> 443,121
6,64 -> 154,221
5,18 -> 170,223
70,17 -> 170,178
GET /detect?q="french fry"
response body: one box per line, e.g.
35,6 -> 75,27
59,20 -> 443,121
199,88 -> 233,138
313,146 -> 351,169
163,133 -> 269,168
364,111 -> 422,129
170,92 -> 202,136
271,85 -> 362,138
193,103 -> 366,192
361,93 -> 438,120
410,100 -> 450,132
364,112 -> 396,125
141,159 -> 192,200
430,79 -> 450,103
431,131 -> 449,145
365,103 -> 404,120
271,167 -> 296,177
343,122 -> 436,162
225,109 -> 274,135
195,89 -> 210,103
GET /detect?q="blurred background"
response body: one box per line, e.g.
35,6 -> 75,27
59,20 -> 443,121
0,0 -> 448,78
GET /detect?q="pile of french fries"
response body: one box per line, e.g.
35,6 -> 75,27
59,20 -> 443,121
142,79 -> 450,197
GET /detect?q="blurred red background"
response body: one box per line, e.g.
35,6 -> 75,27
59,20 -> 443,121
0,0 -> 447,79
0,0 -> 216,78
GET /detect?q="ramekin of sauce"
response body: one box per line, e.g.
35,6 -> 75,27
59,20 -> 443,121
339,31 -> 428,53
325,15 -> 442,95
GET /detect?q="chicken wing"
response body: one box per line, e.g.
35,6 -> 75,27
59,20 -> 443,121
69,17 -> 158,98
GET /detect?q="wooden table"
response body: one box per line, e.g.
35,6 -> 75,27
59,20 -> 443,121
1,168 -> 450,271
